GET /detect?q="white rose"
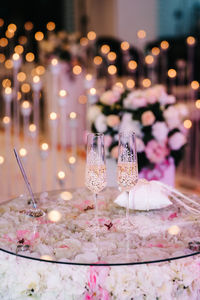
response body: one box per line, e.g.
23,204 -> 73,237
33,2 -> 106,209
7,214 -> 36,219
168,132 -> 186,150
94,114 -> 107,132
120,113 -> 143,137
163,106 -> 180,129
124,90 -> 147,109
100,90 -> 120,105
136,137 -> 145,152
159,89 -> 175,105
87,105 -> 101,122
152,122 -> 169,142
175,103 -> 188,118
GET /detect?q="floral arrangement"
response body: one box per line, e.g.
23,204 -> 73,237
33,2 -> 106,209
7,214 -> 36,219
88,84 -> 188,172
0,189 -> 200,299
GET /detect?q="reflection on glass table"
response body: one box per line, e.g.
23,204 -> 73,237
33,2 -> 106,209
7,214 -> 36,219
0,188 -> 200,266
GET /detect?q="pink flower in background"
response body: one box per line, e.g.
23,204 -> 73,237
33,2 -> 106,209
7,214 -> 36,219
144,88 -> 158,104
110,146 -> 118,159
152,122 -> 169,142
104,135 -> 113,147
106,115 -> 120,127
124,91 -> 147,109
168,132 -> 186,150
141,110 -> 156,126
84,266 -> 110,300
145,140 -> 169,164
100,90 -> 120,105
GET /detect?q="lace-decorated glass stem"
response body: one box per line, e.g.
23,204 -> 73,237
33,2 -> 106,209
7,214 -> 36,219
85,133 -> 107,227
117,132 -> 138,226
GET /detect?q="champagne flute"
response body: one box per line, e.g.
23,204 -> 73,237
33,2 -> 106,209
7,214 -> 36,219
85,133 -> 107,225
117,131 -> 138,226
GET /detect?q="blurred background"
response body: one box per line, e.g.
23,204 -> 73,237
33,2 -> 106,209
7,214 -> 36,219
0,0 -> 199,201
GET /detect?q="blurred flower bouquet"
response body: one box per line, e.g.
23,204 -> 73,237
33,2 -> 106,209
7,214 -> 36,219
88,84 -> 188,181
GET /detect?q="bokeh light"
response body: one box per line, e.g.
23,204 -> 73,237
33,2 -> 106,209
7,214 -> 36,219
183,119 -> 192,129
108,65 -> 117,75
46,21 -> 56,31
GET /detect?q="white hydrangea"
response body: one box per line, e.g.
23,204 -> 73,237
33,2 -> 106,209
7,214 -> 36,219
152,121 -> 169,142
120,113 -> 143,137
168,132 -> 187,150
87,105 -> 101,123
94,114 -> 107,132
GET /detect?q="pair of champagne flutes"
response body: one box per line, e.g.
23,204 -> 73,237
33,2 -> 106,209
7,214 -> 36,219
85,131 -> 138,227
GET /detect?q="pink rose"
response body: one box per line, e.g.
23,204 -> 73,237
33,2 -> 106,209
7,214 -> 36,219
111,146 -> 118,159
144,88 -> 158,104
141,110 -> 156,126
145,140 -> 169,164
100,90 -> 120,105
124,91 -> 147,109
106,115 -> 120,127
104,135 -> 112,147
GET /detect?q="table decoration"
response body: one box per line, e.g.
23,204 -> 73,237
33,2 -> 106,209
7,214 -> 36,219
117,131 -> 138,225
88,84 -> 188,186
39,143 -> 49,192
0,188 -> 200,299
85,133 -> 107,226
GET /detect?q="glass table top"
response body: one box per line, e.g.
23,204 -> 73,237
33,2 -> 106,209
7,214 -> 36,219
0,188 -> 200,266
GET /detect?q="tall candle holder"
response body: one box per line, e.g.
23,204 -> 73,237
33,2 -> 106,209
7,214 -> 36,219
32,75 -> 42,143
167,69 -> 177,94
160,40 -> 169,86
3,87 -> 12,117
186,36 -> 196,85
0,155 -> 5,197
12,53 -> 22,147
68,155 -> 76,189
50,58 -> 60,113
2,116 -> 11,197
49,112 -> 58,189
57,170 -> 66,189
58,89 -> 68,159
21,101 -> 32,147
28,124 -> 37,190
40,142 -> 49,192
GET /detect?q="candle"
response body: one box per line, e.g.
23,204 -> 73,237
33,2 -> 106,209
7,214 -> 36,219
57,170 -> 66,188
40,143 -> 49,192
